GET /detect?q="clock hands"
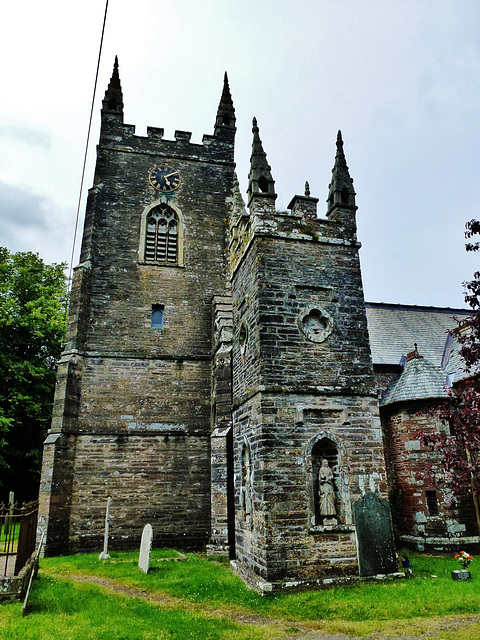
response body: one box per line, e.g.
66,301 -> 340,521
149,166 -> 181,192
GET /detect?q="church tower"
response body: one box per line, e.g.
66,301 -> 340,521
38,62 -> 236,553
38,66 -> 398,589
228,123 -> 389,589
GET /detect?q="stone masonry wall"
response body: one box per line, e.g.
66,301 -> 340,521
209,296 -> 234,555
254,237 -> 374,395
231,201 -> 388,585
233,392 -> 386,582
40,116 -> 235,552
67,433 -> 210,551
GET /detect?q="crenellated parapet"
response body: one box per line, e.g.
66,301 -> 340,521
228,129 -> 361,278
99,60 -> 235,166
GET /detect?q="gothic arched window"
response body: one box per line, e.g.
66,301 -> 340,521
145,204 -> 179,263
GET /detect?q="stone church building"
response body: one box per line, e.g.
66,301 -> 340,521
38,61 -> 478,591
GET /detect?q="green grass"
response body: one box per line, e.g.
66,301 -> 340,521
2,550 -> 480,639
42,550 -> 268,611
41,549 -> 480,622
0,575 -> 270,640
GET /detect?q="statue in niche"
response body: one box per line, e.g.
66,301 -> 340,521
318,459 -> 336,517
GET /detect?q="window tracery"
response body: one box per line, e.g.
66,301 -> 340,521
144,204 -> 179,263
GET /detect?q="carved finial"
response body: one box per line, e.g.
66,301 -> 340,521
214,72 -> 236,137
305,181 -> 310,197
247,117 -> 276,205
102,56 -> 124,119
407,343 -> 423,361
327,129 -> 356,213
231,172 -> 246,214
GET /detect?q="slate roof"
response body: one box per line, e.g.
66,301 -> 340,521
380,355 -> 449,406
365,302 -> 471,367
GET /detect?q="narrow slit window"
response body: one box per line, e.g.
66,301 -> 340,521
151,304 -> 164,329
426,490 -> 439,516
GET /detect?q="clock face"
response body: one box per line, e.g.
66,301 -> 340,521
149,166 -> 181,192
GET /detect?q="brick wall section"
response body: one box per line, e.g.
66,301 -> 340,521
383,401 -> 478,549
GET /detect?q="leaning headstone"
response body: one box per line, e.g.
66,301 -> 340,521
138,524 -> 153,574
22,530 -> 45,616
354,491 -> 397,577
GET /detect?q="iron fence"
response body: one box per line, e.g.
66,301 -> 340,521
0,501 -> 39,577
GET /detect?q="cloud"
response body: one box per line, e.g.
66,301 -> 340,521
0,181 -> 54,229
0,126 -> 52,151
0,180 -> 72,265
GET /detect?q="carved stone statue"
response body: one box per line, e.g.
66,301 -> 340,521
318,459 -> 336,517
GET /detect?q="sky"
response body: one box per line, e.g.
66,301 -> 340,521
1,0 -> 479,308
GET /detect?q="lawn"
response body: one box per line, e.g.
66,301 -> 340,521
1,550 -> 480,639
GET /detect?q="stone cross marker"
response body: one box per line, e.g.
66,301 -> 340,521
353,491 -> 397,577
138,524 -> 153,574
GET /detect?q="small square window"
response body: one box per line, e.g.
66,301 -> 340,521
426,490 -> 438,516
151,304 -> 164,329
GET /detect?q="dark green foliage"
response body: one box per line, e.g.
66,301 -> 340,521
0,247 -> 68,501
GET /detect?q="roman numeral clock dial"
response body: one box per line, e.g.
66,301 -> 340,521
148,166 -> 182,192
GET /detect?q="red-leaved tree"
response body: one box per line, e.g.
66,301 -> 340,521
420,219 -> 480,528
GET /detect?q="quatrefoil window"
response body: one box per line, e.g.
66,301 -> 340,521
298,307 -> 333,343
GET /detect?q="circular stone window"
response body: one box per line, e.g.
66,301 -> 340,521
298,307 -> 333,343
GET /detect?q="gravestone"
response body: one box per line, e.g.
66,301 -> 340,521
99,497 -> 111,561
354,491 -> 397,576
138,524 -> 153,574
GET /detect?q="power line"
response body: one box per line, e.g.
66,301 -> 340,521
68,0 -> 110,290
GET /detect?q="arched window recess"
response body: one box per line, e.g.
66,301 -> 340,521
139,201 -> 184,266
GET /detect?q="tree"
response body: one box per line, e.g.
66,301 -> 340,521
420,219 -> 480,527
0,247 -> 68,502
